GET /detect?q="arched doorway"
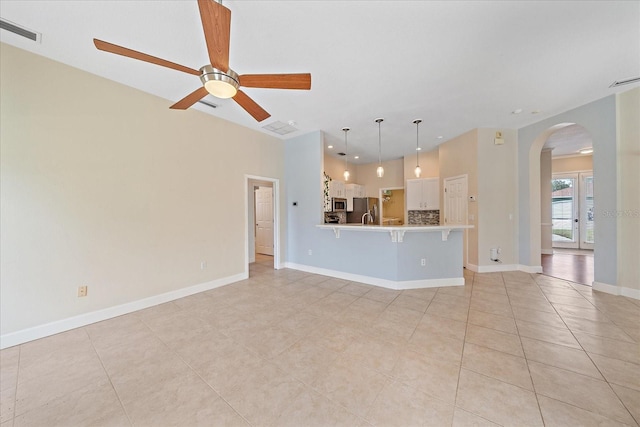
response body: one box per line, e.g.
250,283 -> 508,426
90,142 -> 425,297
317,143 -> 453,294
519,95 -> 617,294
539,124 -> 594,285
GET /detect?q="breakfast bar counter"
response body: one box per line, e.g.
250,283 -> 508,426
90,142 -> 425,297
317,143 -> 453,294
293,224 -> 474,290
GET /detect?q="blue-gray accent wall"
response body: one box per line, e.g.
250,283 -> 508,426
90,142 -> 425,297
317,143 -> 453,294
517,95 -> 617,285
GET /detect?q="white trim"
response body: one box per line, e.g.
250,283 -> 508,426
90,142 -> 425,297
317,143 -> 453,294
284,262 -> 464,290
593,281 -> 640,300
541,249 -> 554,255
0,273 -> 246,349
518,264 -> 544,274
245,175 -> 281,270
466,263 -> 543,274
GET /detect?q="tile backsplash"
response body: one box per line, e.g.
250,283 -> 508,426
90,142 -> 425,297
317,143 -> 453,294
408,210 -> 440,225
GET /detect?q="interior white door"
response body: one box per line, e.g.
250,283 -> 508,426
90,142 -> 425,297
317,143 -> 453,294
255,186 -> 274,255
552,174 -> 579,249
444,175 -> 468,267
444,176 -> 467,225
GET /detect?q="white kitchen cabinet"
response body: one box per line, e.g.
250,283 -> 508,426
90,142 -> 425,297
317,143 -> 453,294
406,178 -> 439,210
329,180 -> 346,198
345,184 -> 366,211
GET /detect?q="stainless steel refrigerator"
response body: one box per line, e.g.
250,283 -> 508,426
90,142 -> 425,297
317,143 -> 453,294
347,197 -> 379,224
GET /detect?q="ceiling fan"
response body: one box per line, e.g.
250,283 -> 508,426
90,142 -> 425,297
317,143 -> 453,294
93,0 -> 311,122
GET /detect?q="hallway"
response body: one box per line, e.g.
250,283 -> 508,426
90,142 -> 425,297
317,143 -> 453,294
542,249 -> 594,286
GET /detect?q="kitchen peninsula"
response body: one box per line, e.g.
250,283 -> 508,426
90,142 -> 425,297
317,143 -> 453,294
314,224 -> 473,290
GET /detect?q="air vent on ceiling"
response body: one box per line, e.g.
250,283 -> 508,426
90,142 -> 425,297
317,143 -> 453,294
262,121 -> 298,136
337,152 -> 346,156
0,18 -> 41,43
197,100 -> 218,109
609,77 -> 640,88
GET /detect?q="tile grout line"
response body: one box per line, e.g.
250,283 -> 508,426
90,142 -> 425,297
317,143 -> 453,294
508,272 -> 548,426
530,273 -> 639,426
84,326 -> 134,427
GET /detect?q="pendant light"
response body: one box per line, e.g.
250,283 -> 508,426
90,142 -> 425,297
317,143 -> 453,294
375,118 -> 384,178
413,119 -> 422,177
342,127 -> 350,181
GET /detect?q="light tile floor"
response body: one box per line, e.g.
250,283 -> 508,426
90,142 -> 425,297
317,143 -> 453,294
1,258 -> 639,426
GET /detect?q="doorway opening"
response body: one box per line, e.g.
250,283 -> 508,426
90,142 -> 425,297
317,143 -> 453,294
379,187 -> 404,225
246,175 -> 280,275
538,124 -> 594,285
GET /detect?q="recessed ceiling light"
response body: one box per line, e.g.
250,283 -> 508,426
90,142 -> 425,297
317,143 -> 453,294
354,155 -> 359,159
327,145 -> 333,149
579,148 -> 593,154
416,147 -> 422,151
437,136 -> 443,139
512,109 -> 523,114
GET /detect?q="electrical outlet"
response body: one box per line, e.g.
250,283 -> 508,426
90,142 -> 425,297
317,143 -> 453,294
308,249 -> 312,256
200,261 -> 207,270
77,286 -> 88,297
420,258 -> 426,267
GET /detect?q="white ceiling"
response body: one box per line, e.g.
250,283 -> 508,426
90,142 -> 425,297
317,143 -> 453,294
1,1 -> 638,164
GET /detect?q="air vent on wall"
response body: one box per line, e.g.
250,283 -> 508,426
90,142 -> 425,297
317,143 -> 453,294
0,18 -> 41,43
609,77 -> 640,88
262,121 -> 298,136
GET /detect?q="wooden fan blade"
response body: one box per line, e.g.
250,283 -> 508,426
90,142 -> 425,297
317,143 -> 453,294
239,73 -> 312,90
233,90 -> 271,122
197,0 -> 231,72
93,39 -> 200,76
170,87 -> 209,110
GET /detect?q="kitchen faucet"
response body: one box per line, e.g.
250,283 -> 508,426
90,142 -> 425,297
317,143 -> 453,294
361,211 -> 373,225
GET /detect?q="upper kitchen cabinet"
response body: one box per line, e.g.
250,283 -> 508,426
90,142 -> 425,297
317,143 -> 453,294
407,178 -> 439,210
329,180 -> 346,198
345,183 -> 366,211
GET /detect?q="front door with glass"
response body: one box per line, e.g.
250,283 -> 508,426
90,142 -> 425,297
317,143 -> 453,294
551,172 -> 593,249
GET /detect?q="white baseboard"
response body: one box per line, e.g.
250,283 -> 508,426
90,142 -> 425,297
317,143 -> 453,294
284,262 -> 464,290
0,272 -> 247,350
541,249 -> 554,255
593,281 -> 640,300
518,264 -> 544,274
466,263 -> 542,274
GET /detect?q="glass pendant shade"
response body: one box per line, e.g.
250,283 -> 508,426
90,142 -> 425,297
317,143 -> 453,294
342,127 -> 350,182
413,119 -> 422,178
375,118 -> 384,179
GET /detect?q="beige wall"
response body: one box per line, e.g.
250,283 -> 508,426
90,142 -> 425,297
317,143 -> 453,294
477,128 -> 518,266
356,159 -> 404,198
616,87 -> 640,292
323,153 -> 358,184
552,155 -> 593,174
540,150 -> 553,254
0,44 -> 285,336
438,129 -> 478,266
403,149 -> 439,181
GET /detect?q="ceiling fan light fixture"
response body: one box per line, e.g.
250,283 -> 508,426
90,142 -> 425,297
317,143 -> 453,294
200,65 -> 239,99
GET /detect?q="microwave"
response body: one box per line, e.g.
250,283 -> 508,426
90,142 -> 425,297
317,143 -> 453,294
331,197 -> 347,212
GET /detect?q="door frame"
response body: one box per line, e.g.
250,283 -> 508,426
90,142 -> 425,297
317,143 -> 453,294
443,174 -> 469,268
245,175 -> 280,270
551,170 -> 593,250
379,186 -> 404,225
